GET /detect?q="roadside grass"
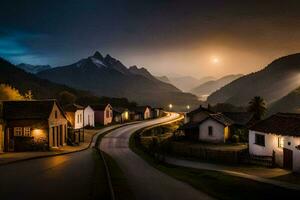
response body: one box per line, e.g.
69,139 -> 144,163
272,172 -> 300,185
129,129 -> 299,200
93,126 -> 135,200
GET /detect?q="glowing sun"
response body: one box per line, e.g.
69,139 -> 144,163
211,56 -> 220,64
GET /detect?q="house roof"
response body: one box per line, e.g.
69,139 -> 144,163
113,107 -> 128,114
250,113 -> 300,137
209,113 -> 234,126
90,104 -> 110,111
222,112 -> 255,126
131,106 -> 150,114
2,100 -> 57,120
186,105 -> 213,117
180,113 -> 233,130
64,104 -> 84,112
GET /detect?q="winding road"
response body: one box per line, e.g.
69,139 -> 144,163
100,113 -> 213,200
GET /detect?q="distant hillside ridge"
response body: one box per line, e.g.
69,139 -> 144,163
191,74 -> 243,98
207,53 -> 300,106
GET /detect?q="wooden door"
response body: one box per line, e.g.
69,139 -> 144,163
283,148 -> 293,170
4,128 -> 14,152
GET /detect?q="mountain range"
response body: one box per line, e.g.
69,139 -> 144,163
38,51 -> 199,108
16,63 -> 52,74
0,57 -> 135,107
191,74 -> 243,99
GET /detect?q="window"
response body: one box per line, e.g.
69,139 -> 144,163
24,127 -> 31,137
255,134 -> 265,146
14,127 -> 23,136
106,110 -> 110,118
80,114 -> 82,123
278,137 -> 284,148
77,114 -> 80,124
54,110 -> 58,119
208,126 -> 213,136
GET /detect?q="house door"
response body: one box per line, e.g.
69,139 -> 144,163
5,128 -> 14,152
283,148 -> 293,170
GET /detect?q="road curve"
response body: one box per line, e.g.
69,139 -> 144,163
100,113 -> 214,200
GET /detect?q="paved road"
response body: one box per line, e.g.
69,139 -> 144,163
100,113 -> 214,200
0,125 -> 120,200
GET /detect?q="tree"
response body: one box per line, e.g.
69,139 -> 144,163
248,96 -> 267,120
0,84 -> 24,100
58,91 -> 76,106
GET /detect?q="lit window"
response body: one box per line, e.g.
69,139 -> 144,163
278,137 -> 284,148
14,127 -> 23,136
24,127 -> 31,137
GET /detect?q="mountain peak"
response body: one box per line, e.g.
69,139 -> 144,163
93,51 -> 103,60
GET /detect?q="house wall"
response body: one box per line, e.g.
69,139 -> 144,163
5,120 -> 49,151
199,119 -> 226,143
74,110 -> 84,129
104,105 -> 113,125
48,103 -> 68,148
84,106 -> 95,127
144,108 -> 151,120
249,130 -> 300,171
94,105 -> 113,125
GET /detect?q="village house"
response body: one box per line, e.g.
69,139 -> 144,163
64,104 -> 84,129
64,104 -> 85,144
182,112 -> 233,143
1,100 -> 68,152
113,107 -> 129,123
84,105 -> 95,127
91,104 -> 113,125
131,106 -> 151,120
249,113 -> 300,172
151,107 -> 164,118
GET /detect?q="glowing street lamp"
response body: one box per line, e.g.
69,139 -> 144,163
168,104 -> 173,110
186,105 -> 190,110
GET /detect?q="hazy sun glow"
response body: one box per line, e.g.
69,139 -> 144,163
211,56 -> 220,64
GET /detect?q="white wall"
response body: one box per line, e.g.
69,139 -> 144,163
249,130 -> 300,171
199,119 -> 225,143
84,106 -> 95,127
144,108 -> 151,119
75,110 -> 84,129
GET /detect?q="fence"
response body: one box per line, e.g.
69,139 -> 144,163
67,128 -> 85,145
240,151 -> 275,167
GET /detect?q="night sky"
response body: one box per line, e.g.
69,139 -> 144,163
1,0 -> 300,77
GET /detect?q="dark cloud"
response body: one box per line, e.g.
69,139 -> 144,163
0,0 -> 299,76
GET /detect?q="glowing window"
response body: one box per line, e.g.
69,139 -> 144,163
278,137 -> 284,148
24,127 -> 31,137
14,127 -> 23,136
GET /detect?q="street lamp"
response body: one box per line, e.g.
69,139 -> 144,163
186,105 -> 190,110
168,104 -> 173,110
